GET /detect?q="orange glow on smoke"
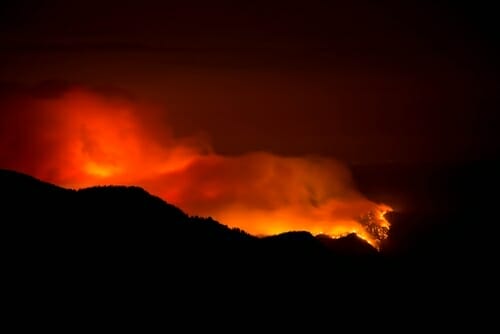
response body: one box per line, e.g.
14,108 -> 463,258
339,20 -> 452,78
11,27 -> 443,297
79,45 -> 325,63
0,89 -> 391,247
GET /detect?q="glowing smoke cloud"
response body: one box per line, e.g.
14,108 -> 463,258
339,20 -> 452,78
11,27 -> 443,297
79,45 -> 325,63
0,87 -> 390,247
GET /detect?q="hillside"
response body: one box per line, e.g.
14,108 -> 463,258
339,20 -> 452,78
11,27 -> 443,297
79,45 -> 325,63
1,168 -> 377,273
2,166 -> 496,316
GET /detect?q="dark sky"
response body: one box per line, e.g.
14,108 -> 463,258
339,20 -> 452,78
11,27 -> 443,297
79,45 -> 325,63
1,0 -> 498,164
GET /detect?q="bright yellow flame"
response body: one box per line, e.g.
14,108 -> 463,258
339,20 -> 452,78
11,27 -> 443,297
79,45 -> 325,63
84,162 -> 120,178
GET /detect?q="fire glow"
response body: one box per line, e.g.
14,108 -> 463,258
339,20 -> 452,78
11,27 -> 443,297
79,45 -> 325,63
0,88 -> 391,248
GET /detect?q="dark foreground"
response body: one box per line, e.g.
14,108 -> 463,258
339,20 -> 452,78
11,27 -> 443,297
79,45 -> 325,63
2,162 -> 498,319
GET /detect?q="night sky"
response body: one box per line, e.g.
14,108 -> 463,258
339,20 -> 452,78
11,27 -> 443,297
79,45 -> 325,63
1,0 -> 498,164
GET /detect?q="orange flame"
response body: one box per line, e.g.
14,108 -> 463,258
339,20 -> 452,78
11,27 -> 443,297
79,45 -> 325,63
0,88 -> 391,247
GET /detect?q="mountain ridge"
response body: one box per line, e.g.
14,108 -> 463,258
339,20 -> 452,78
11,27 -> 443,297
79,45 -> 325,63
3,165 -> 496,310
1,168 -> 377,270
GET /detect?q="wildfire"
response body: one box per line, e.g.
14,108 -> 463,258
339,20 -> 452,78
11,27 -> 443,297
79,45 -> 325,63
0,88 -> 392,247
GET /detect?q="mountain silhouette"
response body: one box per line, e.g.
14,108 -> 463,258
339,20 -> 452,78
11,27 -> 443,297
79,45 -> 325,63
1,168 -> 377,272
3,165 -> 496,317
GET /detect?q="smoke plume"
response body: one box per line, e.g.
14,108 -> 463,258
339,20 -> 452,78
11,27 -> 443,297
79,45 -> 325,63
0,85 -> 390,247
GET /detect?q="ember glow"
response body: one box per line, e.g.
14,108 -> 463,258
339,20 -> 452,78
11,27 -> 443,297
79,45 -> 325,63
0,88 -> 391,247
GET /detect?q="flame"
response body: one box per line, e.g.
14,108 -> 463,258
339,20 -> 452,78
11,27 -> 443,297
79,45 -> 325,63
0,88 -> 391,247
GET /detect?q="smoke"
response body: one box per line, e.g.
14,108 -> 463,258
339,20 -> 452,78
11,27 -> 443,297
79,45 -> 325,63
0,85 -> 390,247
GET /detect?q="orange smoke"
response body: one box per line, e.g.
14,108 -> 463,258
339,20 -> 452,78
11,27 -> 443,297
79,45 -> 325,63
0,87 -> 390,247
